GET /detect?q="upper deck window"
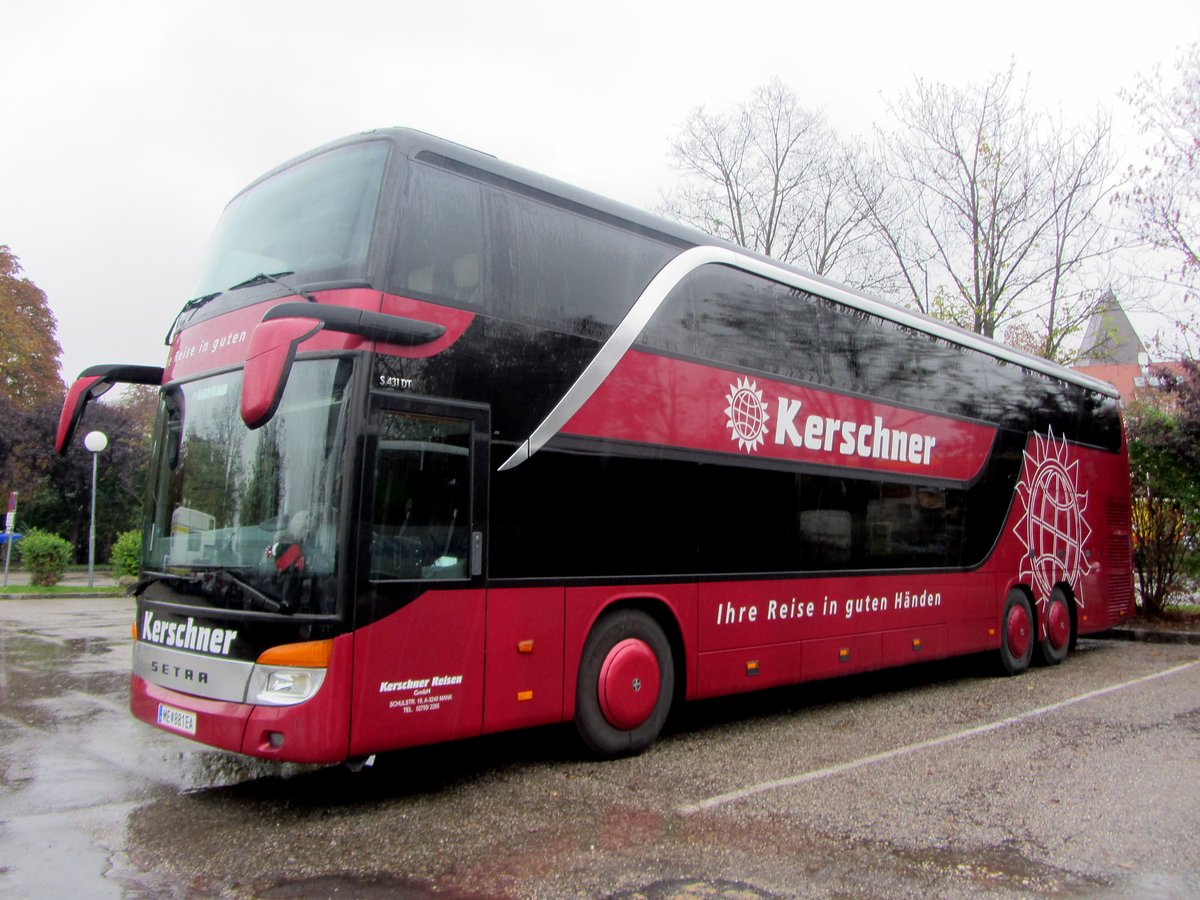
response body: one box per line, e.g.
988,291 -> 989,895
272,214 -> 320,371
192,142 -> 389,298
388,161 -> 678,340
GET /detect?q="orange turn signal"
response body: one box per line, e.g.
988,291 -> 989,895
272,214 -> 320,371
256,639 -> 334,668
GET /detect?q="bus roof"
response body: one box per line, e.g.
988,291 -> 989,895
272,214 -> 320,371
244,127 -> 1120,401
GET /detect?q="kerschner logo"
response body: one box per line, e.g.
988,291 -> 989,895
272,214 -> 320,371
141,611 -> 238,656
722,383 -> 939,466
724,377 -> 771,453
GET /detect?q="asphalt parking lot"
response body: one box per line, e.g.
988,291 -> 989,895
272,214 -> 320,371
1,596 -> 1197,898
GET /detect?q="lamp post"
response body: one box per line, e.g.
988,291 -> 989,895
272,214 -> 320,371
84,430 -> 108,587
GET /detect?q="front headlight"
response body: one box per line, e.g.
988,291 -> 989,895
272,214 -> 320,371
248,665 -> 327,706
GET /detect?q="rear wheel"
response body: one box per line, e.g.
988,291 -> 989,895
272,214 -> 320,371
999,590 -> 1034,676
1036,587 -> 1072,666
575,609 -> 674,758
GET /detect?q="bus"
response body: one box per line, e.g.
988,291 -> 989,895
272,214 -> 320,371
57,128 -> 1134,764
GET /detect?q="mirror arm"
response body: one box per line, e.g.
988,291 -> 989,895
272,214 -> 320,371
262,302 -> 446,345
56,364 -> 163,454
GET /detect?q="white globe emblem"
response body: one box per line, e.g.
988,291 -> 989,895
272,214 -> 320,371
1013,429 -> 1092,608
724,377 -> 770,453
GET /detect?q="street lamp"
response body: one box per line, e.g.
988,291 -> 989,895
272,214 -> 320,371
84,430 -> 108,587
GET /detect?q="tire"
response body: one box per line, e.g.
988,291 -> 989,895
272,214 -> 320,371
1036,587 -> 1072,666
574,609 -> 674,758
998,590 -> 1034,676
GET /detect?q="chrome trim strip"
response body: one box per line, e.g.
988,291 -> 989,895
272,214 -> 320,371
498,246 -> 1120,471
133,641 -> 255,703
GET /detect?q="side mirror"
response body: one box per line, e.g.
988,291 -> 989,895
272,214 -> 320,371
240,302 -> 446,430
56,364 -> 163,454
241,317 -> 325,430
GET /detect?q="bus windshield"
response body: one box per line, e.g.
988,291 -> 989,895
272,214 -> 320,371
142,358 -> 353,616
190,141 -> 389,298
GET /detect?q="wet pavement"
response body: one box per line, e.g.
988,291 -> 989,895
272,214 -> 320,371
1,596 -> 1199,898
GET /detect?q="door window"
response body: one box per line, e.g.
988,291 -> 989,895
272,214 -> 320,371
370,412 -> 471,580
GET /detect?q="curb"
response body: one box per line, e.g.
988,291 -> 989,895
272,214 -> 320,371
1092,627 -> 1200,646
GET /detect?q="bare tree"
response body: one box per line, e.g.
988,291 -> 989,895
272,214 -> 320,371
661,80 -> 886,290
1119,42 -> 1199,306
862,63 -> 1121,356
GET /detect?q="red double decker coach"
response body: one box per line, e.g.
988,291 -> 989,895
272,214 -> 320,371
58,128 -> 1134,764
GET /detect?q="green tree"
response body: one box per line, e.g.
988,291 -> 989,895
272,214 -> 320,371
0,247 -> 153,563
110,529 -> 142,579
1126,362 -> 1200,613
18,398 -> 149,563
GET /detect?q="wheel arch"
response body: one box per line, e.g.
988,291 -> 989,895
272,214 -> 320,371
568,593 -> 688,721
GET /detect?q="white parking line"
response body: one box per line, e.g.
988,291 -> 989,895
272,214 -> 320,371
677,660 -> 1199,816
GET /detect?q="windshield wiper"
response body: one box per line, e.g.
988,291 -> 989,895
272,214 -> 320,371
206,568 -> 284,614
135,568 -> 285,614
134,570 -> 200,595
164,291 -> 223,345
228,271 -> 318,302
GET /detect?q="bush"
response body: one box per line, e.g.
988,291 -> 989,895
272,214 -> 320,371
1128,400 -> 1200,614
16,528 -> 74,586
110,529 -> 141,579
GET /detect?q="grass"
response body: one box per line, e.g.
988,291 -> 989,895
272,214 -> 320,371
0,583 -> 125,596
1131,603 -> 1200,631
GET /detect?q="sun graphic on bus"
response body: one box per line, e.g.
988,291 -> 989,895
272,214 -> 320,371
1013,429 -> 1093,610
724,377 -> 770,453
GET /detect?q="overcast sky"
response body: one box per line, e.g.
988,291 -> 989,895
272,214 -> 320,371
3,0 -> 1196,385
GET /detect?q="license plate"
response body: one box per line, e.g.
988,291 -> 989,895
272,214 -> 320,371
156,702 -> 197,735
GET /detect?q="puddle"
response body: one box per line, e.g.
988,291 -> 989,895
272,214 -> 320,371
888,840 -> 1108,894
611,879 -> 781,899
256,874 -> 495,898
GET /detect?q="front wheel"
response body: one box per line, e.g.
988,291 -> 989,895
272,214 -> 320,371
998,590 -> 1034,676
575,609 -> 674,758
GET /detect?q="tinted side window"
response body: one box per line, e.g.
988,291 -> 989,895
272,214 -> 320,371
390,166 -> 486,307
487,190 -> 675,338
389,162 -> 677,339
640,264 -> 1120,449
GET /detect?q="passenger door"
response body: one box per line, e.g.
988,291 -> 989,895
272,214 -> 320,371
348,396 -> 489,755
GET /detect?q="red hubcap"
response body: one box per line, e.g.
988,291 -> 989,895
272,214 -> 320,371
1007,604 -> 1031,660
1047,599 -> 1070,650
597,638 -> 660,731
